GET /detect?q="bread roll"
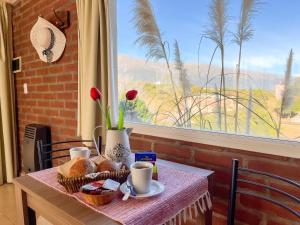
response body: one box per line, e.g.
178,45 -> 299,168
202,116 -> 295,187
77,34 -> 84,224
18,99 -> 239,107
58,157 -> 96,178
92,155 -> 107,166
96,159 -> 120,172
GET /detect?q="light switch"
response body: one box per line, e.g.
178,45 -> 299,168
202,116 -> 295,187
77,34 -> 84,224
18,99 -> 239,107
23,83 -> 28,94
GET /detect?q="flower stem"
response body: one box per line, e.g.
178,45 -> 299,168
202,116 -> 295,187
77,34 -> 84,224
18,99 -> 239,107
97,100 -> 107,125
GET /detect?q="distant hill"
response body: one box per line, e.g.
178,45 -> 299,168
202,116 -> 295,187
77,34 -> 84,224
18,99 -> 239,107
118,55 -> 283,91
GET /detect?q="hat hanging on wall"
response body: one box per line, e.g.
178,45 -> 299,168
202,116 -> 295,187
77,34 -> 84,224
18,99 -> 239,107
30,17 -> 66,63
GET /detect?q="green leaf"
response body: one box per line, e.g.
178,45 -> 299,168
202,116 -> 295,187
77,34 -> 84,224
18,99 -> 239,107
118,107 -> 124,130
106,107 -> 112,130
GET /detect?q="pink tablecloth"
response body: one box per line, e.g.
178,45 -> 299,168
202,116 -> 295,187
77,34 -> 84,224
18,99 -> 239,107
29,164 -> 211,225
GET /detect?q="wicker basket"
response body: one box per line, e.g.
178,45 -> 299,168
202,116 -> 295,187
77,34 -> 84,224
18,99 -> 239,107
57,170 -> 130,193
80,191 -> 117,206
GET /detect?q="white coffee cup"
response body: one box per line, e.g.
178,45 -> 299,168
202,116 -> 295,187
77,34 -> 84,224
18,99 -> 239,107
130,161 -> 153,194
69,147 -> 91,159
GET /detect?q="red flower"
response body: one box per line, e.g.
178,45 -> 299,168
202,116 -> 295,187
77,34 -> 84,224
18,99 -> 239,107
126,90 -> 138,100
90,87 -> 102,101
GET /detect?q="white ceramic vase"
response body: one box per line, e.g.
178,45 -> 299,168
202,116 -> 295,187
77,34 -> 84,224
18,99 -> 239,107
104,128 -> 133,167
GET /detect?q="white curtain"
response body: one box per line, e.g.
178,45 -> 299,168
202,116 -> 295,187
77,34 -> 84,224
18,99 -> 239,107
0,2 -> 18,184
76,0 -> 118,141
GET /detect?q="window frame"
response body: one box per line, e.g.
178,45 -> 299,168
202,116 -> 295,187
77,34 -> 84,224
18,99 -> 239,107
112,2 -> 300,159
126,122 -> 300,158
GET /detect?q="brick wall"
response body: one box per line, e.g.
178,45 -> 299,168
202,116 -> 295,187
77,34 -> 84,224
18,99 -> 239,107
12,0 -> 78,163
130,134 -> 300,225
11,1 -> 299,225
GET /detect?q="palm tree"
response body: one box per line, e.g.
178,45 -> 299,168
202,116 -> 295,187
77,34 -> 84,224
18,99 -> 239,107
133,0 -> 184,126
233,0 -> 259,133
174,40 -> 191,127
205,0 -> 228,131
277,49 -> 293,138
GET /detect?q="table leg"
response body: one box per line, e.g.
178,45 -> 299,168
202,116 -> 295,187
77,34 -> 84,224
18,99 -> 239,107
205,209 -> 212,225
28,208 -> 36,225
15,185 -> 36,225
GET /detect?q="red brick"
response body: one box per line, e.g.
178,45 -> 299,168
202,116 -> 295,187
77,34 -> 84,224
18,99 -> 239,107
213,200 -> 228,216
267,220 -> 287,225
57,74 -> 73,82
45,109 -> 59,117
61,127 -> 76,137
36,85 -> 49,92
50,101 -> 65,108
51,117 -> 65,125
154,143 -> 192,159
214,184 -> 229,199
212,215 -> 227,225
43,76 -> 57,83
214,169 -> 232,184
60,110 -> 76,118
37,116 -> 50,124
48,66 -> 64,74
240,194 -> 300,221
65,101 -> 77,109
65,119 -> 77,127
64,63 -> 77,72
65,83 -> 78,91
25,100 -> 37,106
32,108 -> 44,114
269,182 -> 300,200
36,68 -> 48,75
248,160 -> 300,181
37,101 -> 50,107
57,92 -> 73,99
26,114 -> 37,121
130,138 -> 152,151
42,93 -> 56,100
49,84 -> 64,92
238,174 -> 267,193
195,150 -> 241,168
236,209 -> 261,225
30,77 -> 42,84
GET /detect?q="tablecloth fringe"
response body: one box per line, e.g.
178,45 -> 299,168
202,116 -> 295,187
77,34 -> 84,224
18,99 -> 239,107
161,191 -> 212,225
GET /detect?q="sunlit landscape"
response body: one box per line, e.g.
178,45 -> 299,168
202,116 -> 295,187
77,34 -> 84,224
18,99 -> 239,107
117,0 -> 300,141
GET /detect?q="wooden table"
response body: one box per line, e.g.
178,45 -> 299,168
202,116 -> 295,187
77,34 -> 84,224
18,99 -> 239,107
13,158 -> 214,225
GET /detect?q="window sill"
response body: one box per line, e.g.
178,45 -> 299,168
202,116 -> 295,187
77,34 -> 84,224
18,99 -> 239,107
126,122 -> 300,159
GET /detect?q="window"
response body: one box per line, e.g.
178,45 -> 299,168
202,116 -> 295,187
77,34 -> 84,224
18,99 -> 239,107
117,0 -> 300,143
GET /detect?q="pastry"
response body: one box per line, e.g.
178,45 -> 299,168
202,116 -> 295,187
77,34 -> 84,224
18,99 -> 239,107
96,159 -> 120,172
92,155 -> 107,166
58,157 -> 96,178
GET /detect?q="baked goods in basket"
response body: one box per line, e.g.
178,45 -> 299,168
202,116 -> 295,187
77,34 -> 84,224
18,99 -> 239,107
57,155 -> 130,193
96,159 -> 121,172
92,155 -> 121,172
57,157 -> 96,178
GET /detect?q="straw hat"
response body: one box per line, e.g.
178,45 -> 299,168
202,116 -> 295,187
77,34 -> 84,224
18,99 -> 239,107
30,16 -> 66,63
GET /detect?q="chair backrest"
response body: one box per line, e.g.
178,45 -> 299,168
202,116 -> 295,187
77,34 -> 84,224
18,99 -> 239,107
227,159 -> 300,225
36,136 -> 102,170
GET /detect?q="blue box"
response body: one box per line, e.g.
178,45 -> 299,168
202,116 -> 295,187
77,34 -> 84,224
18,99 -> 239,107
135,152 -> 156,162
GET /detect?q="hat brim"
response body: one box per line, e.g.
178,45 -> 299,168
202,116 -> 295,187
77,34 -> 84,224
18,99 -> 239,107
30,17 -> 66,63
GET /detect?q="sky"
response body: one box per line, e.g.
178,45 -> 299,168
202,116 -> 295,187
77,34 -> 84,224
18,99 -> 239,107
117,0 -> 300,77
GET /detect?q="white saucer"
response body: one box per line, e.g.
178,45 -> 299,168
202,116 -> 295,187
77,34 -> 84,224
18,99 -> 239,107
120,180 -> 165,198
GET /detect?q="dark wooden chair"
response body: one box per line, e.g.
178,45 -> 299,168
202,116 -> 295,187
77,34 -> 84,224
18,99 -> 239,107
37,137 -> 102,170
227,159 -> 300,225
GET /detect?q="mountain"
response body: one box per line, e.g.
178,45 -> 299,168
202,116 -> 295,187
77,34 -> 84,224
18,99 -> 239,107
118,55 -> 283,91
